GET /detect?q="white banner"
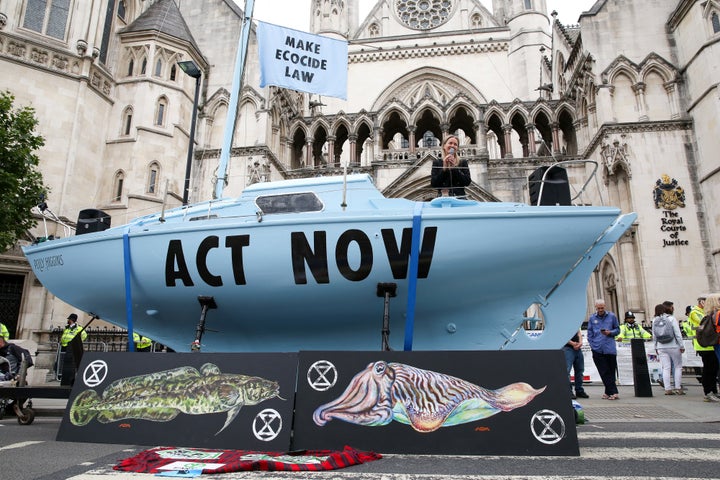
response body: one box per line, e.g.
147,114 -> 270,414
584,339 -> 701,386
257,21 -> 348,100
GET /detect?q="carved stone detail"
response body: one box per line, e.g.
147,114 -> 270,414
8,41 -> 26,58
30,48 -> 49,65
52,54 -> 69,71
76,39 -> 88,56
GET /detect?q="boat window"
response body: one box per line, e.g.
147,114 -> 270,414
255,192 -> 323,214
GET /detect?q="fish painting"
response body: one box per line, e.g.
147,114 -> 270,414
313,361 -> 545,432
70,363 -> 281,434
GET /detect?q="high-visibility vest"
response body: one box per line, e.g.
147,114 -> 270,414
61,324 -> 88,347
133,332 -> 152,349
687,305 -> 713,351
615,323 -> 651,342
0,323 -> 8,340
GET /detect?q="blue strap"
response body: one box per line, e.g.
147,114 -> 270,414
123,231 -> 135,352
403,202 -> 423,351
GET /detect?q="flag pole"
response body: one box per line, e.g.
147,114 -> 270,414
214,0 -> 256,200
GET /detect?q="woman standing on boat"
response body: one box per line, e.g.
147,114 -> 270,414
431,135 -> 471,197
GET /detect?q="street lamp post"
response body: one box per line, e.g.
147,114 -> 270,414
178,60 -> 202,205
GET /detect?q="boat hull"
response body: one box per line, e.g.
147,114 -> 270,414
23,176 -> 636,352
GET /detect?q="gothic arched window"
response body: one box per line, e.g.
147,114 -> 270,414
126,58 -> 134,76
140,57 -> 147,74
712,12 -> 720,33
147,162 -> 160,194
122,106 -> 133,136
117,0 -> 126,21
113,171 -> 125,202
155,97 -> 168,126
154,58 -> 163,77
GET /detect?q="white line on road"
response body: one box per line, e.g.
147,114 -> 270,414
0,440 -> 44,451
578,431 -> 720,440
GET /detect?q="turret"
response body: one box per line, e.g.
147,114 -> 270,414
502,0 -> 552,99
310,0 -> 358,39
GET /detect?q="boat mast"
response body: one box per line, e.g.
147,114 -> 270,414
213,0 -> 256,200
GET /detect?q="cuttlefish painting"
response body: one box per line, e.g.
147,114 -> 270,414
70,363 -> 281,434
313,361 -> 545,433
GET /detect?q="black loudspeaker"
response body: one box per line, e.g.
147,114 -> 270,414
76,209 -> 111,235
528,166 -> 571,206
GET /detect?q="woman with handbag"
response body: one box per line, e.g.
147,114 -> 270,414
652,304 -> 685,395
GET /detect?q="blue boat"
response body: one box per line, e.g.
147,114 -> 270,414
23,173 -> 636,352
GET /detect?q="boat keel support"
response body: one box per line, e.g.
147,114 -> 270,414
377,282 -> 397,351
191,296 -> 217,352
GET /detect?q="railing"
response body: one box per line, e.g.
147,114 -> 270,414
379,146 -> 481,163
40,327 -> 169,381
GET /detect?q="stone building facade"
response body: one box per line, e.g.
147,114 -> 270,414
0,0 -> 717,340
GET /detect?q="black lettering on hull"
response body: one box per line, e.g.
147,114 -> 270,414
336,229 -> 373,281
165,239 -> 194,287
291,231 -> 329,284
382,226 -> 437,279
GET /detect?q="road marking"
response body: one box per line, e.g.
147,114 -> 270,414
381,447 -> 719,461
0,440 -> 44,451
578,431 -> 720,440
69,474 -> 720,480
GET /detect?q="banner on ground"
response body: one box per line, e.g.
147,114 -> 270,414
257,21 -> 348,100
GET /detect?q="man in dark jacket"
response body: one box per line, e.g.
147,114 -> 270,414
0,336 -> 33,381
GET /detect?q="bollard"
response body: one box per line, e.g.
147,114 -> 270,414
630,338 -> 653,397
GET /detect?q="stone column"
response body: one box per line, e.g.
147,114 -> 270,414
305,138 -> 313,168
327,135 -> 336,167
633,82 -> 648,121
374,127 -> 383,161
474,119 -> 488,158
408,126 -> 417,154
525,123 -> 537,155
551,122 -> 561,155
280,135 -> 290,168
441,123 -> 450,142
665,82 -> 681,120
349,134 -> 358,165
502,124 -> 513,158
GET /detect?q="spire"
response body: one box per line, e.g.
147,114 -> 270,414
310,0 -> 357,39
121,0 -> 201,54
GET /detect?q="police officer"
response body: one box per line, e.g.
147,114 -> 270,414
133,332 -> 153,352
60,313 -> 88,386
0,322 -> 9,341
615,311 -> 652,343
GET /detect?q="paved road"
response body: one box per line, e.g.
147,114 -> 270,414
1,383 -> 719,479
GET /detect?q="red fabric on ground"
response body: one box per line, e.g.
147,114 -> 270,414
114,445 -> 381,474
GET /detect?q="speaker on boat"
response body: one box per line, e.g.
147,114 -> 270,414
76,209 -> 111,235
528,166 -> 571,206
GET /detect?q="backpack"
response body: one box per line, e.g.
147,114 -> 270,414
652,315 -> 675,344
696,312 -> 720,348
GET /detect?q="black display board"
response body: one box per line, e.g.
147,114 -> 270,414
57,352 -> 297,450
293,350 -> 578,456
